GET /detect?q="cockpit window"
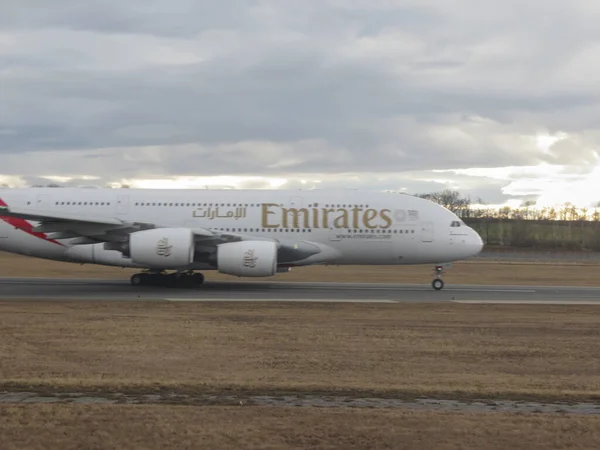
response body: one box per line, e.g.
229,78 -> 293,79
450,221 -> 461,227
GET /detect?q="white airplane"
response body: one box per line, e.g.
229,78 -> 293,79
0,187 -> 483,290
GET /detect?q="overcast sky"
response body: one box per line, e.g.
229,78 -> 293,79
2,1 -> 600,206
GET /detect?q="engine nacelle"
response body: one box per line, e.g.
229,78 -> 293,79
217,240 -> 277,277
129,228 -> 194,269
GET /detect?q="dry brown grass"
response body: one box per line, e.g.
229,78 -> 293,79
1,301 -> 599,402
1,251 -> 600,285
1,404 -> 599,450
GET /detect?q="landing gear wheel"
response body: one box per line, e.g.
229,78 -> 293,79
432,279 -> 444,291
166,273 -> 200,288
163,273 -> 177,288
130,272 -> 205,288
147,273 -> 162,286
177,273 -> 196,289
192,273 -> 205,285
131,273 -> 153,286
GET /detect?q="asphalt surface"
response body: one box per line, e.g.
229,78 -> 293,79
0,277 -> 599,304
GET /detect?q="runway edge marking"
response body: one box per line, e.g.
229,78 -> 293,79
164,298 -> 398,303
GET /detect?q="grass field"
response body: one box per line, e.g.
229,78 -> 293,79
2,405 -> 599,450
1,301 -> 600,449
1,251 -> 600,286
467,217 -> 600,251
1,301 -> 599,401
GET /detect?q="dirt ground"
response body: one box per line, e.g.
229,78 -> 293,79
1,404 -> 599,450
1,251 -> 600,286
1,301 -> 599,402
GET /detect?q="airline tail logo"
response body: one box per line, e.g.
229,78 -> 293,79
0,197 -> 64,247
156,238 -> 172,257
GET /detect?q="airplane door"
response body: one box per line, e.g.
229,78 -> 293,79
421,221 -> 434,242
116,194 -> 129,215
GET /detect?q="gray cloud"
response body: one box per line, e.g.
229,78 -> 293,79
2,1 -> 600,204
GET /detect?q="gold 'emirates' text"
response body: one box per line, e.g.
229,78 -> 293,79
260,203 -> 392,229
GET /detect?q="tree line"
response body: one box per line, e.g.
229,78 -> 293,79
415,189 -> 600,221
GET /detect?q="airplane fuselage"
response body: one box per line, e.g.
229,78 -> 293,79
0,188 -> 483,271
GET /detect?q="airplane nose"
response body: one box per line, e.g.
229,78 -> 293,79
469,227 -> 484,255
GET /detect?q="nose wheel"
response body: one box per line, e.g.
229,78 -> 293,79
432,265 -> 445,290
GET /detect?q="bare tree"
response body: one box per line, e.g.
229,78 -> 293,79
30,183 -> 63,187
415,189 -> 472,217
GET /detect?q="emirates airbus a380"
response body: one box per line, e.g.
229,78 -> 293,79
0,187 -> 483,290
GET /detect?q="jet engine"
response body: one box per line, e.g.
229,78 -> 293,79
217,240 -> 277,277
129,228 -> 194,269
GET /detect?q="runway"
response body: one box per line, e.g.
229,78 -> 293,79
1,277 -> 599,304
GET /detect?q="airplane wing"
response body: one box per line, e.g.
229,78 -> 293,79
1,203 -> 214,244
1,204 -> 330,264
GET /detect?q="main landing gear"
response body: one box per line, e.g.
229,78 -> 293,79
130,271 -> 205,288
432,265 -> 445,291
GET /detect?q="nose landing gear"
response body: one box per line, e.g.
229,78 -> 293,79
432,265 -> 445,290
